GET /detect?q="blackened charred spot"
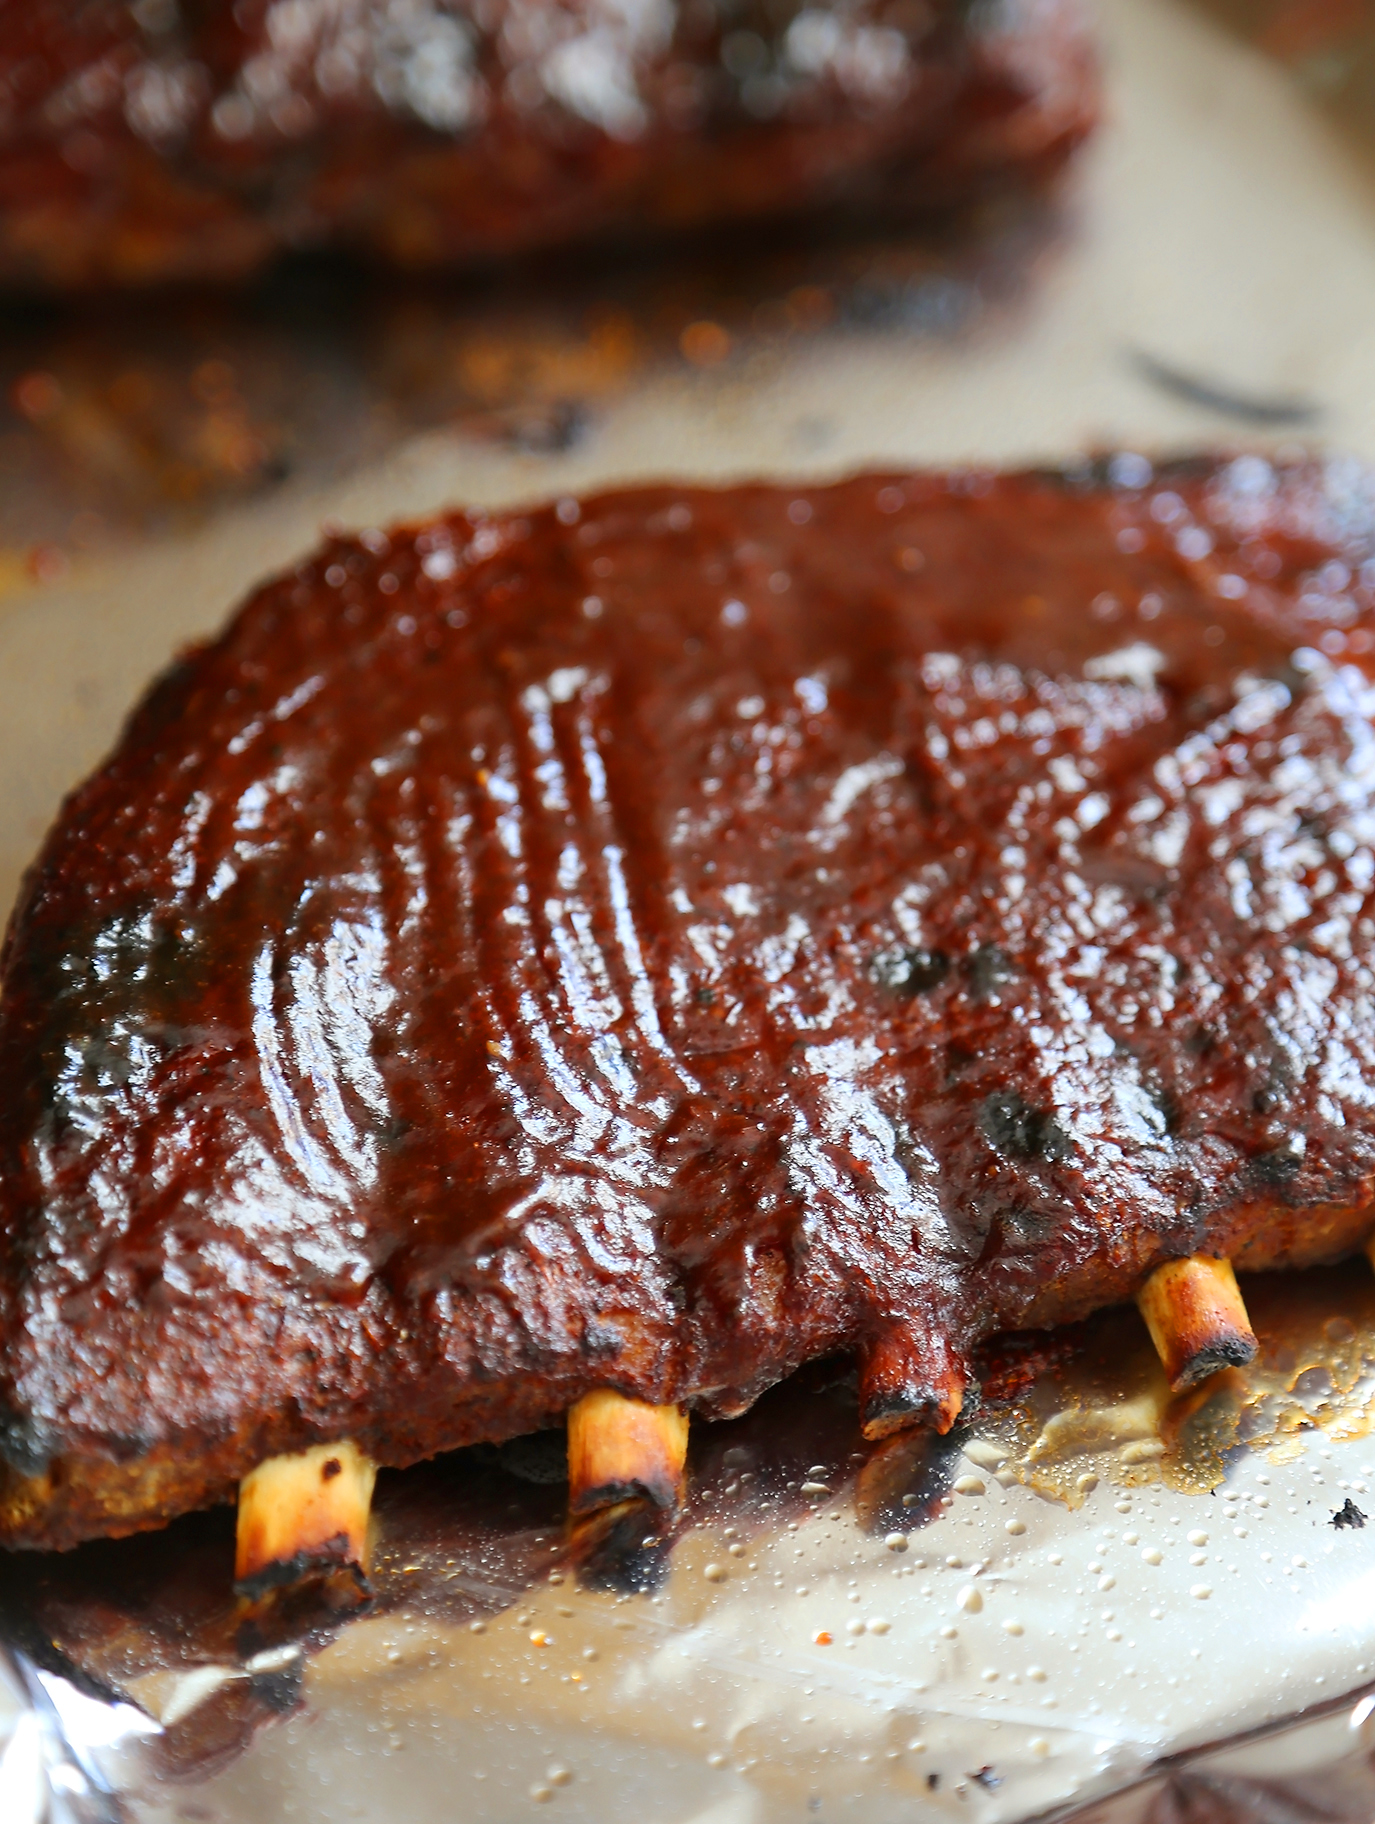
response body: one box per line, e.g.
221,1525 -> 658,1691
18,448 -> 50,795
1152,1085 -> 1181,1136
871,946 -> 950,996
23,900 -> 250,1150
978,1092 -> 1073,1165
1186,1026 -> 1218,1058
1333,1497 -> 1366,1529
0,1411 -> 57,1478
571,1502 -> 675,1595
964,945 -> 1015,1000
944,1044 -> 977,1080
1251,1057 -> 1294,1115
1251,1141 -> 1304,1185
998,1201 -> 1060,1240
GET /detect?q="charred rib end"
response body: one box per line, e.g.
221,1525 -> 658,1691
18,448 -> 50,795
566,1390 -> 689,1515
860,1326 -> 966,1440
1137,1255 -> 1258,1393
234,1441 -> 377,1598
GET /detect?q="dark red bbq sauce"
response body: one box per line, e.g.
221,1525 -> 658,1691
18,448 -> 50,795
2,454 -> 1374,1543
0,0 -> 1096,289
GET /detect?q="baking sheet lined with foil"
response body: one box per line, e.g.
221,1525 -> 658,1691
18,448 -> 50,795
7,1265 -> 1375,1821
7,0 -> 1375,1816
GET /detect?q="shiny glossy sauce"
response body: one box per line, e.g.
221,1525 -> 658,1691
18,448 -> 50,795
0,0 -> 1096,287
2,456 -> 1375,1486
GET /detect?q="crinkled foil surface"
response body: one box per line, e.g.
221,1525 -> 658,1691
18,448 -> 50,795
7,0 -> 1375,1817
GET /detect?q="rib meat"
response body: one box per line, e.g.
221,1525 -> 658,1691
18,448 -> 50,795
0,0 -> 1095,288
2,454 -> 1374,1551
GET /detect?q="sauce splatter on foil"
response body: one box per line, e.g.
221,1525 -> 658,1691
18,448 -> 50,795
970,1264 -> 1375,1506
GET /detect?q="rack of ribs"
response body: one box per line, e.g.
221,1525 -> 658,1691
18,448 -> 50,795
1,452 -> 1373,1591
0,0 -> 1096,289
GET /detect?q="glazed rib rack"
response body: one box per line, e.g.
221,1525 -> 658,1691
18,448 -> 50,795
1,454 -> 1373,1592
0,0 -> 1096,288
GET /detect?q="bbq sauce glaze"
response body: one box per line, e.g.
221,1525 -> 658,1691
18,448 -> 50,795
0,0 -> 1096,289
3,456 -> 1375,1548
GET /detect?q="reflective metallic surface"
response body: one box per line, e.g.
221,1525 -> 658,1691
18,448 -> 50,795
7,1273 -> 1375,1820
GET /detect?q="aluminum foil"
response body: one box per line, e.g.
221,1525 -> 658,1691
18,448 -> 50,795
6,0 -> 1375,1816
7,1275 -> 1375,1821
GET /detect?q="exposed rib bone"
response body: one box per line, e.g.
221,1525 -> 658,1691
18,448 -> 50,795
234,1441 -> 377,1596
1136,1255 -> 1258,1392
566,1391 -> 689,1515
859,1325 -> 965,1440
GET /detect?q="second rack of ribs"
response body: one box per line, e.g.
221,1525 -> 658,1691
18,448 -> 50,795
1,456 -> 1373,1552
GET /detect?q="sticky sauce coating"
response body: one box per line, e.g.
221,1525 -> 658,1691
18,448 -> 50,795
0,0 -> 1095,288
2,455 -> 1375,1548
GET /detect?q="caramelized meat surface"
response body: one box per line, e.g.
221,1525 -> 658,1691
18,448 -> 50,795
3,455 -> 1375,1550
0,0 -> 1095,288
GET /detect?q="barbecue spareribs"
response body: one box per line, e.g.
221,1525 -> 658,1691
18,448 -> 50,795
2,453 -> 1374,1553
2,0 -> 1096,289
